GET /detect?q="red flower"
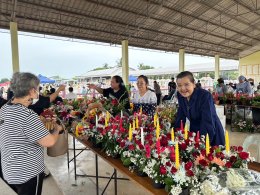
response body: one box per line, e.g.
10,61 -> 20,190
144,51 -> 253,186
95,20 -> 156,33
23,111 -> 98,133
216,152 -> 225,159
192,152 -> 199,158
231,146 -> 237,151
199,159 -> 209,167
239,152 -> 249,160
166,161 -> 171,167
129,144 -> 135,151
145,145 -> 151,158
225,161 -> 232,168
186,170 -> 195,177
230,156 -> 237,163
160,166 -> 167,175
201,149 -> 206,156
207,154 -> 214,161
160,135 -> 168,147
180,143 -> 187,150
171,167 -> 177,174
120,141 -> 126,148
138,144 -> 144,150
185,161 -> 193,170
111,99 -> 119,106
238,146 -> 243,152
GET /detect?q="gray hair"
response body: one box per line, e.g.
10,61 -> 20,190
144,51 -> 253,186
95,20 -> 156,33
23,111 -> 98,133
10,72 -> 40,98
238,75 -> 246,81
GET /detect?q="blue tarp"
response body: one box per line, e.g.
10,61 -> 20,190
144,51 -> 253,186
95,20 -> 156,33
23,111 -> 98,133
129,75 -> 137,82
38,74 -> 55,84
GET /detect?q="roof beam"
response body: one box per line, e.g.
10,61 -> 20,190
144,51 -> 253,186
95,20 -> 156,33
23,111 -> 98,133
12,0 -> 242,53
17,0 -> 252,48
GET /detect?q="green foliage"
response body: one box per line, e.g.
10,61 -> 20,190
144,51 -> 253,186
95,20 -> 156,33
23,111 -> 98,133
252,96 -> 260,107
0,78 -> 9,83
137,63 -> 154,70
93,63 -> 112,71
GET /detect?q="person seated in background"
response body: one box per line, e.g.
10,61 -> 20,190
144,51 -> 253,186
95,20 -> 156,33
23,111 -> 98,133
65,87 -> 77,100
216,78 -> 227,96
236,75 -> 252,95
195,80 -> 202,88
50,88 -> 63,104
132,75 -> 157,116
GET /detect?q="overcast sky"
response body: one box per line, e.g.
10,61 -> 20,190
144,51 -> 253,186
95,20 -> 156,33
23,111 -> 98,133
0,29 -> 237,80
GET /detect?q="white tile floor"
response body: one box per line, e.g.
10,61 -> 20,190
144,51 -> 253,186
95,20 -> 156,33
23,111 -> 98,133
44,127 -> 259,195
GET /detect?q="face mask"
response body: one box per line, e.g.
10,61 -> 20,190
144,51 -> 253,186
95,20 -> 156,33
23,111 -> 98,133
31,89 -> 39,105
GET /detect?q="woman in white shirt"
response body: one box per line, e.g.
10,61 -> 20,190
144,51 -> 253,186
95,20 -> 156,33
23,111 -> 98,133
132,75 -> 157,116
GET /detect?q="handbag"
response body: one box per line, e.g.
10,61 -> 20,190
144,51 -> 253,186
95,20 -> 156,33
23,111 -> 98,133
47,121 -> 68,157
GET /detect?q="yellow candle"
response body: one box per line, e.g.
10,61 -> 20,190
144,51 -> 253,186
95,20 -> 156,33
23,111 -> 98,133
75,125 -> 79,137
225,130 -> 230,153
129,124 -> 132,141
132,119 -> 135,130
171,128 -> 174,142
136,117 -> 139,129
175,142 -> 180,169
156,119 -> 160,139
154,113 -> 157,127
140,106 -> 142,115
184,124 -> 188,140
206,134 -> 210,156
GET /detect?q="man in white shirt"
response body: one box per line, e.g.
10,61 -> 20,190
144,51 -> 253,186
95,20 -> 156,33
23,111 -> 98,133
65,87 -> 77,100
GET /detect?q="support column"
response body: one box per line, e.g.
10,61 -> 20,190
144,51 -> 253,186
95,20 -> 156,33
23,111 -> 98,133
10,22 -> 20,73
122,40 -> 129,85
179,49 -> 185,72
215,55 -> 220,80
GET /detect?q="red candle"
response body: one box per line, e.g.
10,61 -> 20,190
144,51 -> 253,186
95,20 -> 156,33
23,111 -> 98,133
180,120 -> 184,131
119,117 -> 123,129
196,131 -> 200,143
156,139 -> 161,155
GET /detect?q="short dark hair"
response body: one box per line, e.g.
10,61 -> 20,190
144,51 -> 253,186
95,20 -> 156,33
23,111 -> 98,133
50,88 -> 56,94
138,75 -> 149,85
171,77 -> 175,80
217,78 -> 224,84
176,71 -> 195,83
69,87 -> 73,92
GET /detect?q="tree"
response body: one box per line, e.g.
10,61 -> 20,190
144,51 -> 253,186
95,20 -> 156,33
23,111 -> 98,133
137,63 -> 154,70
116,58 -> 122,68
0,78 -> 9,83
93,63 -> 111,71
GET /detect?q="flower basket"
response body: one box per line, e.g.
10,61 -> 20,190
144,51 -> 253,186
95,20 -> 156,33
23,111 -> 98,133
90,137 -> 103,149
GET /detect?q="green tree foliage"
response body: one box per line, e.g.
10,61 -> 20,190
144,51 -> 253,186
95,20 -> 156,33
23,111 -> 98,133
137,63 -> 154,70
93,63 -> 112,71
0,78 -> 9,83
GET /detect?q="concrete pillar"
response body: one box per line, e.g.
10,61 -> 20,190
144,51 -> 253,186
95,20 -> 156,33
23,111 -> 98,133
179,49 -> 185,72
10,22 -> 20,73
215,55 -> 220,80
122,40 -> 129,85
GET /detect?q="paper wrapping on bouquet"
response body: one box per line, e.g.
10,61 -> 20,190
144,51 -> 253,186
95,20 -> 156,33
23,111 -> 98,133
47,122 -> 68,157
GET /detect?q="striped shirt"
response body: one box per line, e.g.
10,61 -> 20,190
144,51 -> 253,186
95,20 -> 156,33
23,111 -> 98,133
0,102 -> 49,184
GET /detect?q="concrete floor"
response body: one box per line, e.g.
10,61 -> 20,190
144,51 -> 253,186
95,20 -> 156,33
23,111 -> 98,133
44,127 -> 258,195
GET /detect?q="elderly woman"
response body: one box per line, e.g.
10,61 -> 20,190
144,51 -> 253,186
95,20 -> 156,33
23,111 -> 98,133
0,72 -> 63,195
132,75 -> 157,116
236,75 -> 252,95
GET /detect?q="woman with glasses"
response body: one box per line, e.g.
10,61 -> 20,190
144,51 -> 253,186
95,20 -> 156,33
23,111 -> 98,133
174,71 -> 225,146
132,75 -> 157,116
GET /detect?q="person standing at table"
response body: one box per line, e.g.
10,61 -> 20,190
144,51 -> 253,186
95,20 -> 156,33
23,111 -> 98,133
87,75 -> 130,110
65,87 -> 77,100
0,72 -> 63,195
168,77 -> 176,96
174,71 -> 225,146
236,75 -> 252,95
132,75 -> 157,116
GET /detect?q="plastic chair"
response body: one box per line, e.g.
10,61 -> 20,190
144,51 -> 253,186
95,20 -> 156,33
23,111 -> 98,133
243,134 -> 260,163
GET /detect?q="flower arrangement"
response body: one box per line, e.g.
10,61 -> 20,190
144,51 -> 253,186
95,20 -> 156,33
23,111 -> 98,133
234,119 -> 260,133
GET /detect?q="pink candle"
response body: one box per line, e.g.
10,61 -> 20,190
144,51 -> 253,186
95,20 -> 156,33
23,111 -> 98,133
119,117 -> 123,129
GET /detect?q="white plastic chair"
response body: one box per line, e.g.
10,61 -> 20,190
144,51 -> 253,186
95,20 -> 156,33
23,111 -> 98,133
243,134 -> 260,163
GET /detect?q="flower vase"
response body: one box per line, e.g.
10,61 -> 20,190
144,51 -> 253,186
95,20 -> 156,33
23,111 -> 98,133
152,180 -> 165,189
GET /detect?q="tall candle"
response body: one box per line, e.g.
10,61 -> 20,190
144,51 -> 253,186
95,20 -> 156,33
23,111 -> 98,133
171,128 -> 174,142
196,131 -> 200,143
75,125 -> 79,137
175,142 -> 180,169
206,134 -> 210,156
156,138 -> 161,155
119,117 -> 123,129
225,130 -> 230,153
156,119 -> 160,139
132,119 -> 135,130
154,113 -> 157,127
128,124 -> 132,141
140,106 -> 142,115
184,124 -> 188,140
95,115 -> 98,128
136,117 -> 139,129
141,127 -> 144,146
121,110 -> 123,118
180,120 -> 183,131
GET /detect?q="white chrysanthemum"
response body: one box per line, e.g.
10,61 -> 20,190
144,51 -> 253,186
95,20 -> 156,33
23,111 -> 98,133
226,169 -> 246,188
170,186 -> 182,195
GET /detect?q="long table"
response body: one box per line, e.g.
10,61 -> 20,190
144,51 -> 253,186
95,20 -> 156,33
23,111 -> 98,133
67,133 -> 260,195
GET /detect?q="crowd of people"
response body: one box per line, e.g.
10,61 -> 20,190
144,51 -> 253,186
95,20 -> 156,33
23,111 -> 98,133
0,70 -> 258,195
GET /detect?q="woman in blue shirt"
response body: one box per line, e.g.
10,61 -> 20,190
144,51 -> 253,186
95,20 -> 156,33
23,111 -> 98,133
174,71 -> 225,146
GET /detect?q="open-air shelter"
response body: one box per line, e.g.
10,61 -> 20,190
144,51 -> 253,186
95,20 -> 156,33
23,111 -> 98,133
1,0 -> 260,83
